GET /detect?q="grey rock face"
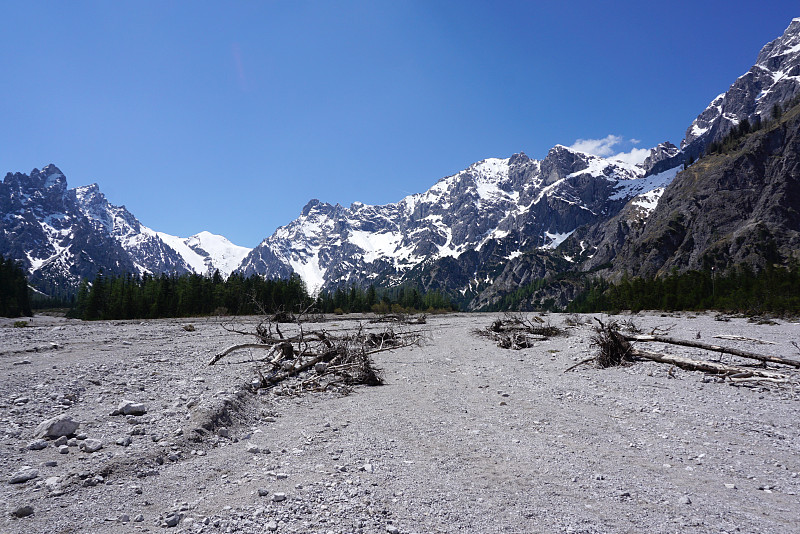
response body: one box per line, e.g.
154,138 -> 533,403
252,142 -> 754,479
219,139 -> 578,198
641,142 -> 680,174
581,104 -> 800,279
34,414 -> 79,440
682,19 -> 800,155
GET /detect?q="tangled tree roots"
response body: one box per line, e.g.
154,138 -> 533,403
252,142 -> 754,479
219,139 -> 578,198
215,311 -> 423,395
591,319 -> 635,368
476,312 -> 565,350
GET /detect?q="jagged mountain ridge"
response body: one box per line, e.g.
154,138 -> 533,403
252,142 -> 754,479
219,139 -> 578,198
237,145 -> 679,297
649,18 -> 800,175
0,165 -> 251,289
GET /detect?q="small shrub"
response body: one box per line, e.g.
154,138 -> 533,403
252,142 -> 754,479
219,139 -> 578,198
182,324 -> 196,332
13,321 -> 29,328
333,308 -> 345,315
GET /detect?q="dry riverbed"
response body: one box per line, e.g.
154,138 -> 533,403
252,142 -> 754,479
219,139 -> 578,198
0,312 -> 799,533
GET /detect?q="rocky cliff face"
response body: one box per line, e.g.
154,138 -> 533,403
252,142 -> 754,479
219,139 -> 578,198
649,18 -> 800,175
581,104 -> 800,279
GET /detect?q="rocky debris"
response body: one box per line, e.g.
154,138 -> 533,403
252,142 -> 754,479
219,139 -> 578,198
78,439 -> 103,453
33,414 -> 79,439
26,439 -> 48,451
8,467 -> 38,484
112,400 -> 147,416
11,505 -> 34,518
1,313 -> 799,534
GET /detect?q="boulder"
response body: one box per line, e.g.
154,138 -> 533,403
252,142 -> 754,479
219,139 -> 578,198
34,415 -> 79,440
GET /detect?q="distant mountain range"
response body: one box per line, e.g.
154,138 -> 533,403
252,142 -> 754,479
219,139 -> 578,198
3,18 -> 800,308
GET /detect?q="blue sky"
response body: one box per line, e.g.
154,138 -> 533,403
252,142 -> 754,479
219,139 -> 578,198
1,1 -> 797,247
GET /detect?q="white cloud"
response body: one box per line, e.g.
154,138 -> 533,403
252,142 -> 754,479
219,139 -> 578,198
611,147 -> 650,166
568,135 -> 623,157
569,134 -> 650,166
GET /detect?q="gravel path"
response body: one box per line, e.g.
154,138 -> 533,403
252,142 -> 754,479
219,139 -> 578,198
1,312 -> 799,533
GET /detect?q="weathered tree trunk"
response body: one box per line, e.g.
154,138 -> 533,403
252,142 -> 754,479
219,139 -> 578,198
623,335 -> 800,368
631,348 -> 787,379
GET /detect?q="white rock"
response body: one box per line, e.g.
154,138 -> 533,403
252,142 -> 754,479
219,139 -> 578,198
79,439 -> 103,453
272,492 -> 286,502
9,467 -> 38,484
115,400 -> 147,416
362,464 -> 374,473
247,444 -> 260,454
266,520 -> 278,531
34,414 -> 79,439
26,439 -> 48,451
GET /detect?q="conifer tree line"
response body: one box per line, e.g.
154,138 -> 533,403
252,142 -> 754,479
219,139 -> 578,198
566,264 -> 800,314
71,271 -> 311,320
315,284 -> 455,314
0,255 -> 32,317
68,270 -> 456,320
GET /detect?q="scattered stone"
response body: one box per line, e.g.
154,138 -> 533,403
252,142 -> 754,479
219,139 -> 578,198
247,444 -> 260,454
43,461 -> 57,467
272,492 -> 287,502
11,504 -> 34,518
9,467 -> 38,484
54,435 -> 68,446
315,362 -> 329,374
119,514 -> 130,523
116,436 -> 132,447
134,514 -> 144,522
258,488 -> 270,497
79,439 -> 103,453
266,519 -> 278,531
361,464 -> 375,473
163,513 -> 180,527
725,483 -> 737,489
276,473 -> 288,480
217,427 -> 229,439
34,414 -> 79,439
679,495 -> 692,505
58,445 -> 69,454
113,400 -> 147,416
26,439 -> 48,451
386,525 -> 399,534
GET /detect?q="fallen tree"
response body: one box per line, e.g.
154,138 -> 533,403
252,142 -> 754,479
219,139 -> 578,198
212,309 -> 423,395
475,312 -> 565,350
622,334 -> 800,368
569,319 -> 792,382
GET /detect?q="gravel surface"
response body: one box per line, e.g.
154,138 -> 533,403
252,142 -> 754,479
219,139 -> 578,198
1,312 -> 799,533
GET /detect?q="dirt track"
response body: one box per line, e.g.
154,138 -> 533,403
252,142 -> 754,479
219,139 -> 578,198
1,312 -> 799,533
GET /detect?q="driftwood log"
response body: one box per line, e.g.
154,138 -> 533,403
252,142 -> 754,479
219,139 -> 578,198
623,335 -> 800,368
630,347 -> 788,380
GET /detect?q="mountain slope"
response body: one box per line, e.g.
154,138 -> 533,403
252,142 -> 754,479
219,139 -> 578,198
650,18 -> 800,175
583,101 -> 800,279
0,167 -> 250,289
236,146 -> 668,296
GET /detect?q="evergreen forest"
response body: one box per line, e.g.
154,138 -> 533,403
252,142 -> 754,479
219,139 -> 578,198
0,255 -> 32,317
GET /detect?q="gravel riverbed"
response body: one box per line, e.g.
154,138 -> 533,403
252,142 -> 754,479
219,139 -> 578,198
1,312 -> 799,533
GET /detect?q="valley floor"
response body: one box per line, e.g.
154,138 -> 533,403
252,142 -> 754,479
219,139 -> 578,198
0,312 -> 799,533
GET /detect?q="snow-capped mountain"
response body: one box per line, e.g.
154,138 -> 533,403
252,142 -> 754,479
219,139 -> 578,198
156,231 -> 250,278
648,18 -> 800,175
0,165 -> 250,289
237,145 -> 674,296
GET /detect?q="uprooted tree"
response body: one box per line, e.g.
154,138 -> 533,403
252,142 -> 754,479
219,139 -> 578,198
475,312 -> 565,349
568,319 -> 798,385
210,305 -> 424,395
